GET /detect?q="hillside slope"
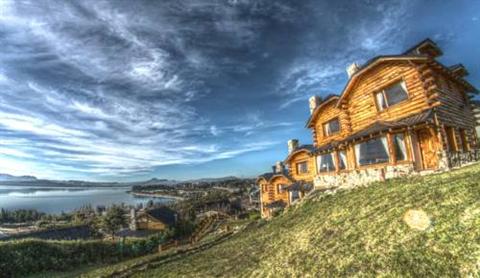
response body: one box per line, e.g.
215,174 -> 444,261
91,164 -> 480,277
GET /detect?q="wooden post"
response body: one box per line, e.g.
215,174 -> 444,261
387,133 -> 396,165
334,150 -> 340,173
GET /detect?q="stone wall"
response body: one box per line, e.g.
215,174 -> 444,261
313,149 -> 480,190
446,149 -> 480,168
313,163 -> 416,190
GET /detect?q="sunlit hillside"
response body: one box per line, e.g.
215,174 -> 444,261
84,163 -> 480,277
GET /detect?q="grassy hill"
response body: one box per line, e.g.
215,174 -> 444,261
86,164 -> 480,277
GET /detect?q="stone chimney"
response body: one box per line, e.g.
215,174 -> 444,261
275,161 -> 285,174
288,139 -> 299,154
272,165 -> 277,173
347,63 -> 360,78
129,208 -> 137,231
309,96 -> 321,114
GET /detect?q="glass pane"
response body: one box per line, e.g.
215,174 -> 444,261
358,137 -> 389,166
393,134 -> 406,161
318,153 -> 335,172
297,162 -> 308,174
384,82 -> 408,106
329,118 -> 340,134
376,92 -> 387,111
338,151 -> 347,170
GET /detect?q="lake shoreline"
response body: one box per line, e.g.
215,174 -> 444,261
129,191 -> 185,201
0,185 -> 174,214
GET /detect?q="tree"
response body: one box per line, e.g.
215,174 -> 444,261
101,205 -> 127,240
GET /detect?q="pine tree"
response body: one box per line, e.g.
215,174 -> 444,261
101,205 -> 127,240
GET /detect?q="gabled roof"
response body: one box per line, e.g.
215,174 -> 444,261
403,38 -> 443,57
449,64 -> 468,77
284,144 -> 315,162
334,39 -> 477,107
335,55 -> 429,108
144,207 -> 176,226
306,95 -> 339,127
433,61 -> 477,93
257,170 -> 293,183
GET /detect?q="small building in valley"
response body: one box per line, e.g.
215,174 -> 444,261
130,207 -> 177,231
258,38 -> 479,218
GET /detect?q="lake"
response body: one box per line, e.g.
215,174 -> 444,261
0,184 -> 174,214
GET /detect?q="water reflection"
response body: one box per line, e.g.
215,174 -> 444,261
0,185 -> 173,214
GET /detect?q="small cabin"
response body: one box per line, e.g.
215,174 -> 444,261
130,207 -> 177,231
258,162 -> 313,218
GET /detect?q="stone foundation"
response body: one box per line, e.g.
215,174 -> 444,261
314,149 -> 480,190
446,149 -> 480,168
314,163 -> 416,190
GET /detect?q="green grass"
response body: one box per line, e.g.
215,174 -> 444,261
86,164 -> 480,277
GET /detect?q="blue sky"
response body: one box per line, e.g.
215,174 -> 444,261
0,0 -> 479,181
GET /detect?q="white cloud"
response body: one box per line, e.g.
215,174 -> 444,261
210,125 -> 220,136
276,1 -> 411,108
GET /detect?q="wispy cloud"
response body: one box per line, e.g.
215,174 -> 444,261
0,0 -> 289,180
276,1 -> 412,108
0,0 -> 476,179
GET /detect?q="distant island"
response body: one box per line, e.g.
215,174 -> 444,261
0,173 -> 251,189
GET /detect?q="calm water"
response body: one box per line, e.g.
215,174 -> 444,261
0,184 -> 173,214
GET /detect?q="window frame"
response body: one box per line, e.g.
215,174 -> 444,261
296,161 -> 309,175
337,150 -> 348,171
391,132 -> 408,163
354,135 -> 390,167
322,117 -> 341,137
317,152 -> 336,173
373,79 -> 410,112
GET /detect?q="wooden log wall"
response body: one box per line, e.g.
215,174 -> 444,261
307,60 -> 477,171
313,101 -> 349,146
270,176 -> 291,205
345,62 -> 431,133
287,151 -> 315,182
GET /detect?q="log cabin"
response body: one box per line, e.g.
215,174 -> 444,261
257,161 -> 312,218
130,207 -> 177,231
258,38 -> 478,218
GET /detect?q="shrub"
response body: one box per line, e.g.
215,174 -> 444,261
0,231 -> 172,277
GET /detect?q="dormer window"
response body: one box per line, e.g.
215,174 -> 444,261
296,161 -> 308,174
375,81 -> 409,111
323,117 -> 340,136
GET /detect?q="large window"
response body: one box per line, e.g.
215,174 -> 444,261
375,81 -> 409,111
393,133 -> 407,161
338,150 -> 347,170
296,161 -> 308,174
317,153 -> 336,172
355,136 -> 389,166
323,118 -> 340,136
